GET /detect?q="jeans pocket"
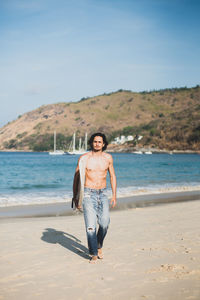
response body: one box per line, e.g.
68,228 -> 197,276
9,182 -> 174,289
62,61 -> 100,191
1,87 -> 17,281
83,193 -> 91,205
84,192 -> 91,198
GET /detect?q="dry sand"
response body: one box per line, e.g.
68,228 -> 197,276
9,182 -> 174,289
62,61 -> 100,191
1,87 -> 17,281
1,199 -> 200,300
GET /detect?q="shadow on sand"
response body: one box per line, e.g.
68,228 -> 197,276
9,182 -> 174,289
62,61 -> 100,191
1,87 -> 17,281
41,228 -> 90,260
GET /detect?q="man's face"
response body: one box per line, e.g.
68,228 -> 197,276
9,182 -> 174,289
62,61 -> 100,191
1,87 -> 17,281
93,136 -> 104,151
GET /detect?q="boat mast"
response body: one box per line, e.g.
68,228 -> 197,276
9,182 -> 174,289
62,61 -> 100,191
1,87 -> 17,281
54,131 -> 56,152
85,132 -> 87,151
73,133 -> 76,152
79,138 -> 82,151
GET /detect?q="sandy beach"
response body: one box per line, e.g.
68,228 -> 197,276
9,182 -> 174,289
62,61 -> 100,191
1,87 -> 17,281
1,197 -> 200,300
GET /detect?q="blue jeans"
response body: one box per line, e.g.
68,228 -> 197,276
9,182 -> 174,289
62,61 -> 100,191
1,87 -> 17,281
83,187 -> 110,256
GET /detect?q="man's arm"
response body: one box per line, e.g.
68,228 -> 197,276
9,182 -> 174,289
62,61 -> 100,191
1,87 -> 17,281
108,155 -> 117,208
72,161 -> 80,208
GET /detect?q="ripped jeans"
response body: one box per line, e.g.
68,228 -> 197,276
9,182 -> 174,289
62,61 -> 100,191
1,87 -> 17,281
83,187 -> 110,256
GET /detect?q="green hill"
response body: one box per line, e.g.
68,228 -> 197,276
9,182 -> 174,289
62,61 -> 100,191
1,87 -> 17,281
0,86 -> 200,151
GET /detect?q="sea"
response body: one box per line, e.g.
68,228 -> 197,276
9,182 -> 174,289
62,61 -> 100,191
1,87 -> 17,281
0,152 -> 200,207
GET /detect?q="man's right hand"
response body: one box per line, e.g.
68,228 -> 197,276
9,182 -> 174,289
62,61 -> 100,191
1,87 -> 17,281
72,197 -> 81,209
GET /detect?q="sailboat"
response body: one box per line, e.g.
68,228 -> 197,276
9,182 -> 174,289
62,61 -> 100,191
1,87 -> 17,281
49,131 -> 65,155
67,132 -> 88,155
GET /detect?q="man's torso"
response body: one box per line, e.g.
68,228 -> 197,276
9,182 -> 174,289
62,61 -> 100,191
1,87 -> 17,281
84,152 -> 110,189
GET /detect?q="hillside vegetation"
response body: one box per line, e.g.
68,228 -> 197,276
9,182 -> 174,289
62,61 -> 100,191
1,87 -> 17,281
0,86 -> 200,151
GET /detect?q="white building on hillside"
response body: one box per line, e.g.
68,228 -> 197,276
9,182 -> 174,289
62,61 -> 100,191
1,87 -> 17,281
111,135 -> 143,145
127,135 -> 134,141
112,135 -> 134,145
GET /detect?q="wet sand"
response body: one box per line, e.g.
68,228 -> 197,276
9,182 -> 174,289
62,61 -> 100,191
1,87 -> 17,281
0,196 -> 200,300
1,190 -> 200,218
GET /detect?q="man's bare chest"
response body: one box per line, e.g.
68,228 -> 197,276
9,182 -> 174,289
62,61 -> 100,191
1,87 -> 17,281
86,156 -> 109,171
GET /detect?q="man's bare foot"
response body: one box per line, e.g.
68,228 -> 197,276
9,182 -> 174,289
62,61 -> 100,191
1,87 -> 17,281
89,255 -> 98,264
98,248 -> 103,259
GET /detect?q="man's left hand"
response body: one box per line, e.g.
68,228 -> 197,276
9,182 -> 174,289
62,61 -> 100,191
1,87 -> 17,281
110,197 -> 116,208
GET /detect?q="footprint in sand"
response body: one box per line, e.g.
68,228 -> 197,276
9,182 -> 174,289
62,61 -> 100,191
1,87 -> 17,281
146,264 -> 195,281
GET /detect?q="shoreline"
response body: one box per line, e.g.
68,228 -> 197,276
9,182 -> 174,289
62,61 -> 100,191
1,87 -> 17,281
1,185 -> 200,209
1,189 -> 200,219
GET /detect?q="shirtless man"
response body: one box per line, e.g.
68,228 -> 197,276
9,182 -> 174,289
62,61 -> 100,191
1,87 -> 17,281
72,133 -> 117,263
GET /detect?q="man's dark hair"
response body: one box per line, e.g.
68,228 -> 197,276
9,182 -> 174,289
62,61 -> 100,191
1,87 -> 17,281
89,132 -> 108,151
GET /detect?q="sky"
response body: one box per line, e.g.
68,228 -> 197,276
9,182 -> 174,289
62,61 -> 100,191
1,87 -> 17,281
0,0 -> 200,127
